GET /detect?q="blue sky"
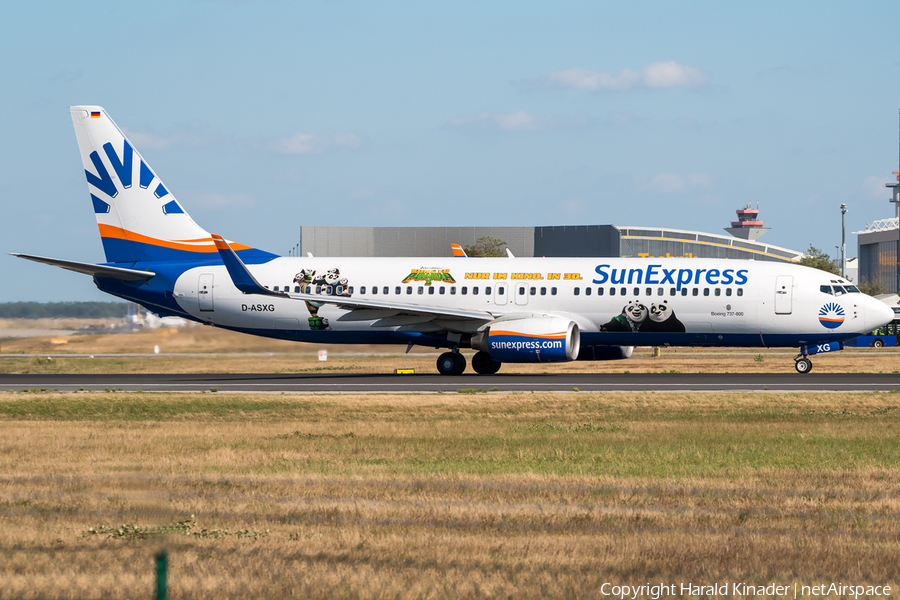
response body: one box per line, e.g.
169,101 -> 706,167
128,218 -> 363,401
2,0 -> 899,302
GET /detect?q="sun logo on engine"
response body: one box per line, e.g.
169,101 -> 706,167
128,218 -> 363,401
818,302 -> 845,329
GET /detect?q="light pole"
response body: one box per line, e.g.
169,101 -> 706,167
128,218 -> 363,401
840,203 -> 847,279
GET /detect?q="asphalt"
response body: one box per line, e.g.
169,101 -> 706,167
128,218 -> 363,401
1,372 -> 898,393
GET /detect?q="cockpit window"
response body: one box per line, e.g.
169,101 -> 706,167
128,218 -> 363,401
833,285 -> 847,296
820,285 -> 833,295
845,285 -> 860,293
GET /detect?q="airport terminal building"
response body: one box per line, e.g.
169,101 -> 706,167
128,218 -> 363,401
295,224 -> 804,263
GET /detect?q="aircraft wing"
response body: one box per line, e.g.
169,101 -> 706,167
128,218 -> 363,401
211,235 -> 494,323
10,253 -> 155,281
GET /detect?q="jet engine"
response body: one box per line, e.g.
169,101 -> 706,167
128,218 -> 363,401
471,317 -> 580,363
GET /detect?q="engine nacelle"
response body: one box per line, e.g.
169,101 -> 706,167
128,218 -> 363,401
472,317 -> 580,363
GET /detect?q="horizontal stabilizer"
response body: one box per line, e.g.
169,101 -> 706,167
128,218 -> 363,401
211,235 -> 285,297
10,253 -> 155,281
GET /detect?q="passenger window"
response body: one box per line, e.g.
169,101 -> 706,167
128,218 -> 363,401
315,285 -> 322,294
273,286 -> 279,292
715,288 -> 721,296
540,287 -> 546,296
585,287 -> 592,296
384,287 -> 390,295
498,286 -> 505,295
737,289 -> 743,297
725,288 -> 732,296
670,288 -> 676,296
820,285 -> 833,295
305,286 -> 311,294
371,286 -> 377,295
418,287 -> 424,295
610,288 -> 615,296
634,287 -> 640,296
428,287 -> 434,295
597,288 -> 604,296
439,287 -> 445,295
473,287 -> 479,295
703,288 -> 709,296
485,286 -> 491,294
462,286 -> 468,295
681,288 -> 688,296
657,287 -> 664,296
646,287 -> 652,296
326,286 -> 333,295
692,288 -> 699,296
574,287 -> 581,296
360,286 -> 366,294
407,286 -> 413,294
551,287 -> 557,295
451,287 -> 457,295
348,286 -> 354,295
620,288 -> 626,296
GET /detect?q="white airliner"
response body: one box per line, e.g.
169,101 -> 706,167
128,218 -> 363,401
12,107 -> 895,374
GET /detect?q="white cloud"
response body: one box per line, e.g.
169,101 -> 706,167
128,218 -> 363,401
448,111 -> 540,132
862,175 -> 894,198
272,132 -> 362,154
636,172 -> 713,194
547,61 -> 707,91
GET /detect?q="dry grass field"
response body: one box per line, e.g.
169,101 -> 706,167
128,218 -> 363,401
1,320 -> 898,374
2,390 -> 900,599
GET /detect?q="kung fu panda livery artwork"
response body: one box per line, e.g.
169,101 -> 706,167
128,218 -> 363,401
292,267 -> 353,331
640,300 -> 686,333
601,299 -> 686,334
600,300 -> 648,333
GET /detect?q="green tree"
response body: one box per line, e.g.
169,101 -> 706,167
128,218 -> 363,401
856,277 -> 886,296
798,245 -> 840,276
463,236 -> 508,257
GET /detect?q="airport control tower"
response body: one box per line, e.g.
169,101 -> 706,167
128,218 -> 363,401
724,202 -> 771,242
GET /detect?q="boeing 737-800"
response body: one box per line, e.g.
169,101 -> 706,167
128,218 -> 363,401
12,107 -> 895,374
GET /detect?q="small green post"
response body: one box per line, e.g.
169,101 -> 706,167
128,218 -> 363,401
155,550 -> 168,600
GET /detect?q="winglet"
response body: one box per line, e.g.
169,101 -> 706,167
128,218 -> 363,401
451,243 -> 467,257
506,248 -> 515,258
211,234 -> 285,297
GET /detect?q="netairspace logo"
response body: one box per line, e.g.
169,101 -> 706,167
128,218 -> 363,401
818,302 -> 846,329
598,581 -> 892,599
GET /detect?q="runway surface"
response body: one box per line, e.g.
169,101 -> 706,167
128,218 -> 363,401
2,372 -> 899,393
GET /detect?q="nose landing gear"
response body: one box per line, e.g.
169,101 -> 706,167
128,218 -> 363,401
794,356 -> 813,374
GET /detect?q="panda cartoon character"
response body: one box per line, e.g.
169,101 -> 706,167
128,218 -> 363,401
600,300 -> 648,333
337,277 -> 351,296
294,269 -> 315,285
640,300 -> 686,333
323,268 -> 341,287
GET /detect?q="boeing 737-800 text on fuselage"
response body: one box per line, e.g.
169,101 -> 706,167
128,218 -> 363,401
12,107 -> 895,374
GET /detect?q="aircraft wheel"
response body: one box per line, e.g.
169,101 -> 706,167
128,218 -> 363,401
873,339 -> 885,348
471,351 -> 501,375
795,357 -> 812,374
437,352 -> 466,376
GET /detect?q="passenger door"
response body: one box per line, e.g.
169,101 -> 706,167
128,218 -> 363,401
198,273 -> 215,312
774,275 -> 792,315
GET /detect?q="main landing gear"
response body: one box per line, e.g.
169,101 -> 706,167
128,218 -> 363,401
436,351 -> 466,376
436,351 -> 503,375
471,351 -> 501,375
794,355 -> 813,374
